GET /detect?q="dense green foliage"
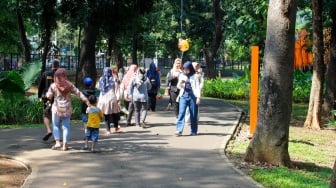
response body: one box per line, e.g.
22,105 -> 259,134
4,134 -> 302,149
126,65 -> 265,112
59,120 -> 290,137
0,95 -> 82,125
0,96 -> 42,124
203,70 -> 312,102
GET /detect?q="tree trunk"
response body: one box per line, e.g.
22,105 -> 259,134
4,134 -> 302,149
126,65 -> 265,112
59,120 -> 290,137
75,27 -> 82,86
304,0 -> 325,130
204,0 -> 222,79
16,11 -> 31,63
132,33 -> 138,65
41,25 -> 52,73
204,49 -> 216,78
323,47 -> 336,117
331,159 -> 336,187
77,18 -> 101,88
106,37 -> 113,67
323,8 -> 336,118
244,0 -> 297,167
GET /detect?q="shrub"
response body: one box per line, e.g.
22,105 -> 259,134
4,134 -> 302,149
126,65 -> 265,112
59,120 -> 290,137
292,70 -> 312,103
71,96 -> 82,120
203,69 -> 311,102
0,95 -> 43,124
203,77 -> 250,100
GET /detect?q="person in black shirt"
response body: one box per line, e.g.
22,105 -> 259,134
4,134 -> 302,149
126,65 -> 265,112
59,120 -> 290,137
38,59 -> 59,141
81,77 -> 96,134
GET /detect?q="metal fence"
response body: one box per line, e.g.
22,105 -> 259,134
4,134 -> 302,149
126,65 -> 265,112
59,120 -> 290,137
0,52 -> 249,77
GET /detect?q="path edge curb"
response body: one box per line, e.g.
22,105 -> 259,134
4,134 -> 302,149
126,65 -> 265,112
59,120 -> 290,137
218,101 -> 264,188
0,154 -> 35,188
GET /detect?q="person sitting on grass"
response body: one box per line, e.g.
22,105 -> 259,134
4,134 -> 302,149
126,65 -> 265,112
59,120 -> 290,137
82,95 -> 103,152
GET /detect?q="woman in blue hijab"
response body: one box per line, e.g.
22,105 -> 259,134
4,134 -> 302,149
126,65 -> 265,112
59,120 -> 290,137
98,67 -> 121,134
175,61 -> 201,136
146,62 -> 161,111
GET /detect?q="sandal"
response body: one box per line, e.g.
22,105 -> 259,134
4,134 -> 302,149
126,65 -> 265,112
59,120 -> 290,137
81,146 -> 89,150
51,145 -> 61,150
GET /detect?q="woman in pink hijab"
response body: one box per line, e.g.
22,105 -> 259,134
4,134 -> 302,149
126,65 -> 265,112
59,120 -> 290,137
121,64 -> 138,126
47,68 -> 89,151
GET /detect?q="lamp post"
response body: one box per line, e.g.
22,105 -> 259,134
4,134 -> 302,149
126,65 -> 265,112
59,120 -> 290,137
180,0 -> 184,59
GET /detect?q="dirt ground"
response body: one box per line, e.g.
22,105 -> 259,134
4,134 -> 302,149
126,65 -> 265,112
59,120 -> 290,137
0,157 -> 31,188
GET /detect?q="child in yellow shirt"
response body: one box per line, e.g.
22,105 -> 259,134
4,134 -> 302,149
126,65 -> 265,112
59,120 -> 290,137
82,95 -> 103,152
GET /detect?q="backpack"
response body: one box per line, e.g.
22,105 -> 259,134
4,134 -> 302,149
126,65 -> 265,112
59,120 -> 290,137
54,86 -> 71,116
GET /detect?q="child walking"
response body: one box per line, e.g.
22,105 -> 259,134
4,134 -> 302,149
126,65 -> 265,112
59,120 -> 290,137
83,95 -> 103,152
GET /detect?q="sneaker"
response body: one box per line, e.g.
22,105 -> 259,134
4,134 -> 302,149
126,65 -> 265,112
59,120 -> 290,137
42,132 -> 52,141
175,131 -> 182,136
189,133 -> 197,136
121,107 -> 129,115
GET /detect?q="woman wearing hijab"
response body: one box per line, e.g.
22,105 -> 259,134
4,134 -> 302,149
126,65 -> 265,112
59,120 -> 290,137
121,64 -> 138,126
175,61 -> 201,136
127,67 -> 151,128
166,58 -> 183,117
185,62 -> 204,125
146,62 -> 161,111
46,68 -> 89,151
98,67 -> 121,134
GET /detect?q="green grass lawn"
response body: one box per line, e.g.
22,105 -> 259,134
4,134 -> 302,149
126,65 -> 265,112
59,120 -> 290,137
225,100 -> 336,188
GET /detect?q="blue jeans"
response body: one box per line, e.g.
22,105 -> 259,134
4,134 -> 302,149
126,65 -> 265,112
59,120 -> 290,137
52,113 -> 71,143
176,92 -> 198,134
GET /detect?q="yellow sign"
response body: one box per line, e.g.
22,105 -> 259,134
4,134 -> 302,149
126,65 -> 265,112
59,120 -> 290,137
178,38 -> 189,52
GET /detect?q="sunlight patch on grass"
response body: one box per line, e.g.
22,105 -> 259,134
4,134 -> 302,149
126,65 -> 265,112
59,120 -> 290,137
251,167 -> 330,188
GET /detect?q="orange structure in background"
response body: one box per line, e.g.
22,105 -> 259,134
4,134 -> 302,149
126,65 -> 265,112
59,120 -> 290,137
250,46 -> 259,135
294,29 -> 313,69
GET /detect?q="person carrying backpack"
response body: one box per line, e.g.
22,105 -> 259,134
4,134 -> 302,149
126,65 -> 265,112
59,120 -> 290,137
38,59 -> 59,141
46,68 -> 90,151
146,62 -> 161,111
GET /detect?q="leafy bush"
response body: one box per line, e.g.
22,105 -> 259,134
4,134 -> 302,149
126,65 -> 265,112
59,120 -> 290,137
292,70 -> 312,103
71,96 -> 82,120
203,69 -> 312,102
0,95 -> 43,124
203,77 -> 250,100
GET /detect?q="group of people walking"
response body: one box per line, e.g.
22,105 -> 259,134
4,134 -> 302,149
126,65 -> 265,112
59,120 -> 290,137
38,58 -> 203,152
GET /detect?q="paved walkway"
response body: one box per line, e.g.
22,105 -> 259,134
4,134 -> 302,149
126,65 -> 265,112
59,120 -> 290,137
0,98 -> 262,188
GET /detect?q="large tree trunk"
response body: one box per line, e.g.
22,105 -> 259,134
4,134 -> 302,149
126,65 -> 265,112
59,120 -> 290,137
304,0 -> 325,130
244,0 -> 297,167
323,8 -> 336,118
323,46 -> 336,117
204,0 -> 222,79
331,159 -> 336,187
77,17 -> 101,88
106,37 -> 113,67
131,33 -> 138,65
16,11 -> 31,63
40,0 -> 57,73
41,24 -> 52,73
